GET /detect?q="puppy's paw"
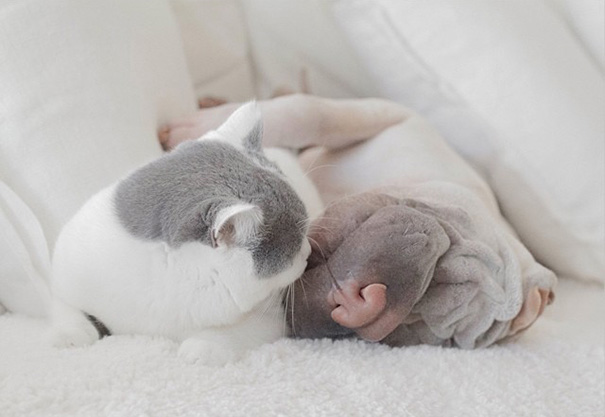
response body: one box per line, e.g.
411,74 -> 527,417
177,338 -> 237,366
49,319 -> 99,348
509,287 -> 552,335
158,102 -> 241,151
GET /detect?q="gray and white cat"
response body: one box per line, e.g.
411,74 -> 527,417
49,103 -> 318,365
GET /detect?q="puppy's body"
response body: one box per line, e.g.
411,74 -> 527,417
296,114 -> 555,346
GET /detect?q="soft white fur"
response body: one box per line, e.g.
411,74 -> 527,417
49,104 -> 316,365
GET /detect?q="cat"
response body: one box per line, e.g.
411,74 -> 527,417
49,102 -> 319,365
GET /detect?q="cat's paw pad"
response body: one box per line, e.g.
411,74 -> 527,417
178,338 -> 237,366
49,321 -> 99,348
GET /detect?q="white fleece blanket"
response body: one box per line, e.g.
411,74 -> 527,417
0,279 -> 602,417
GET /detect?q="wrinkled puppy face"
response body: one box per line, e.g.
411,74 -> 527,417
287,192 -> 450,342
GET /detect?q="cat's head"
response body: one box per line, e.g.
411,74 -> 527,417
116,102 -> 311,311
198,102 -> 311,283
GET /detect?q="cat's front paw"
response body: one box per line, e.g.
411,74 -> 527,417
49,320 -> 99,348
178,338 -> 238,366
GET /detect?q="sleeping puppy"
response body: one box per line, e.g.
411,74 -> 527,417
292,114 -> 556,348
161,94 -> 556,349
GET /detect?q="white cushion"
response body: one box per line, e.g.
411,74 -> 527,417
333,0 -> 605,283
546,0 -> 605,69
0,0 -> 196,315
0,182 -> 51,317
241,0 -> 377,98
170,0 -> 256,101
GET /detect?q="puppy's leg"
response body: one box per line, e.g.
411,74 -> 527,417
260,95 -> 412,149
159,95 -> 412,152
159,102 -> 242,150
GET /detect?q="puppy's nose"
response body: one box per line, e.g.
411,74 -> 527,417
330,281 -> 387,328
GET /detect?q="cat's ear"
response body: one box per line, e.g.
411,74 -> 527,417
214,101 -> 263,152
211,203 -> 263,248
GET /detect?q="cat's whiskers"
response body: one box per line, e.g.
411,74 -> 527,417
326,262 -> 342,292
289,281 -> 296,338
308,214 -> 340,226
296,217 -> 308,227
298,275 -> 309,306
307,235 -> 326,260
255,290 -> 282,323
312,214 -> 340,221
297,217 -> 311,236
307,235 -> 341,293
303,163 -> 337,178
282,284 -> 293,337
307,223 -> 336,237
245,290 -> 278,330
301,147 -> 325,178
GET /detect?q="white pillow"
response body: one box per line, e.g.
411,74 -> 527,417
0,182 -> 51,317
546,0 -> 605,69
170,0 -> 256,101
240,0 -> 377,99
333,0 -> 605,283
0,0 -> 196,315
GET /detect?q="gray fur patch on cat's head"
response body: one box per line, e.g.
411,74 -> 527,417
114,119 -> 308,278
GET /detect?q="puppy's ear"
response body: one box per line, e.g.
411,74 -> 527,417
212,101 -> 263,151
211,203 -> 263,248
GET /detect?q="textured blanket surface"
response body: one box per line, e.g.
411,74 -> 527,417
0,279 -> 602,417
